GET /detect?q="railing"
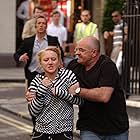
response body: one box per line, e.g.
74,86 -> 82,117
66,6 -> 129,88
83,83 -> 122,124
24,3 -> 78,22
122,0 -> 140,96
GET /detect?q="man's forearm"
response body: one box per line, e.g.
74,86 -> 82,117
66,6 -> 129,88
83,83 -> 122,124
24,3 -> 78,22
79,87 -> 113,103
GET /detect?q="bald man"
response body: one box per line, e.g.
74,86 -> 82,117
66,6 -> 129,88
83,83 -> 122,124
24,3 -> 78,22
68,36 -> 129,140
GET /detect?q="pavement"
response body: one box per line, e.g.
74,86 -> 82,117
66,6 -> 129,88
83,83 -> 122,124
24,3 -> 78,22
0,66 -> 140,136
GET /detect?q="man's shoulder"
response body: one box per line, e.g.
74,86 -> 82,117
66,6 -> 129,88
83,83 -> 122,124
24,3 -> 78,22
59,24 -> 66,28
47,34 -> 58,40
59,25 -> 67,32
90,22 -> 97,27
24,35 -> 35,40
99,55 -> 112,64
47,35 -> 59,46
76,22 -> 82,26
99,55 -> 117,70
26,18 -> 35,24
75,22 -> 82,30
67,58 -> 78,70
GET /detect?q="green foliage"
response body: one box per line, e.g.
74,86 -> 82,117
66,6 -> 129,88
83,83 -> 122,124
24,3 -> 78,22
102,0 -> 125,32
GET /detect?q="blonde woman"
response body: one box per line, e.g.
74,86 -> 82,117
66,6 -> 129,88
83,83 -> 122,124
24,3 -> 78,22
26,46 -> 83,140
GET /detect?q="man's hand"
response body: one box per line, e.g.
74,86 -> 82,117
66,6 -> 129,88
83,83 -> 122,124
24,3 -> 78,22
68,82 -> 79,95
19,53 -> 29,63
25,90 -> 36,102
103,31 -> 110,39
109,31 -> 114,36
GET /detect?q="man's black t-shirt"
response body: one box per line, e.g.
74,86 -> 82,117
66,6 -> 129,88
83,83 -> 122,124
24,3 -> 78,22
67,55 -> 129,135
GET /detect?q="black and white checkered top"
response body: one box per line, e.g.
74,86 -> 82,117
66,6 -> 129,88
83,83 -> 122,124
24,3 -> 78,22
28,68 -> 83,134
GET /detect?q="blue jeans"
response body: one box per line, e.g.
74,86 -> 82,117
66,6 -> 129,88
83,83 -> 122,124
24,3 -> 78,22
80,130 -> 129,140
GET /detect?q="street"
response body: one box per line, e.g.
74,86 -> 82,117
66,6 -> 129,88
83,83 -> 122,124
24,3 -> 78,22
0,109 -> 31,140
0,82 -> 140,140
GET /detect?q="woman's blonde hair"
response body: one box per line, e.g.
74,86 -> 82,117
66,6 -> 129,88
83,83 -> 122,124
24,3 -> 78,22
37,46 -> 61,64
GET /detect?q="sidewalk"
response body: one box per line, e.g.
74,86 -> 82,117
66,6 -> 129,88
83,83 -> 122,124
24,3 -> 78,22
0,67 -> 25,82
0,67 -> 28,120
0,66 -> 140,134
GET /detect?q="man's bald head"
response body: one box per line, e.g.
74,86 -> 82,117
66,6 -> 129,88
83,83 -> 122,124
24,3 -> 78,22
78,36 -> 100,52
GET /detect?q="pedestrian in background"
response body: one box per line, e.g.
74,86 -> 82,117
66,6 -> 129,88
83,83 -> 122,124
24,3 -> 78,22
74,10 -> 99,44
22,6 -> 43,40
47,11 -> 67,52
68,36 -> 129,140
51,0 -> 65,25
17,0 -> 34,23
16,0 -> 34,51
14,15 -> 63,87
26,47 -> 83,140
103,10 -> 128,74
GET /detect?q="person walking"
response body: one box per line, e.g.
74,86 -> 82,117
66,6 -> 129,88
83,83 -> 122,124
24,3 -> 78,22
16,0 -> 34,23
22,6 -> 43,40
14,15 -> 64,87
74,10 -> 99,43
26,47 -> 83,140
68,36 -> 129,140
103,10 -> 128,74
51,0 -> 65,25
16,0 -> 34,51
47,10 -> 67,52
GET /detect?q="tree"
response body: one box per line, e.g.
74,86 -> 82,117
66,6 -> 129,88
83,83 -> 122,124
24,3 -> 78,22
102,0 -> 125,32
101,0 -> 125,57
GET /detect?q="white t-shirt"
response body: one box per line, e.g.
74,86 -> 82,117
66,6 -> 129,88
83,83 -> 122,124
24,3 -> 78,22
47,23 -> 67,46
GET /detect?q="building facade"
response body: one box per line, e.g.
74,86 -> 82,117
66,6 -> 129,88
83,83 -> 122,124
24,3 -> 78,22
0,0 -> 16,67
0,0 -> 16,54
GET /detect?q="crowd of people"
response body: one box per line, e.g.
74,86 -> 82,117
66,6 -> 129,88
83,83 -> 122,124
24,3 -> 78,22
15,1 -> 129,140
16,0 -> 65,51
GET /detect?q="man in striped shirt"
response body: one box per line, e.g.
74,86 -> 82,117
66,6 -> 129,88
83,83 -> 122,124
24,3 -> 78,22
111,11 -> 127,63
104,10 -> 128,73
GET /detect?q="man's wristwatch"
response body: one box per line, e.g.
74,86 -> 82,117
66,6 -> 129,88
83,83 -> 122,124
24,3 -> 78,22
75,87 -> 81,95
